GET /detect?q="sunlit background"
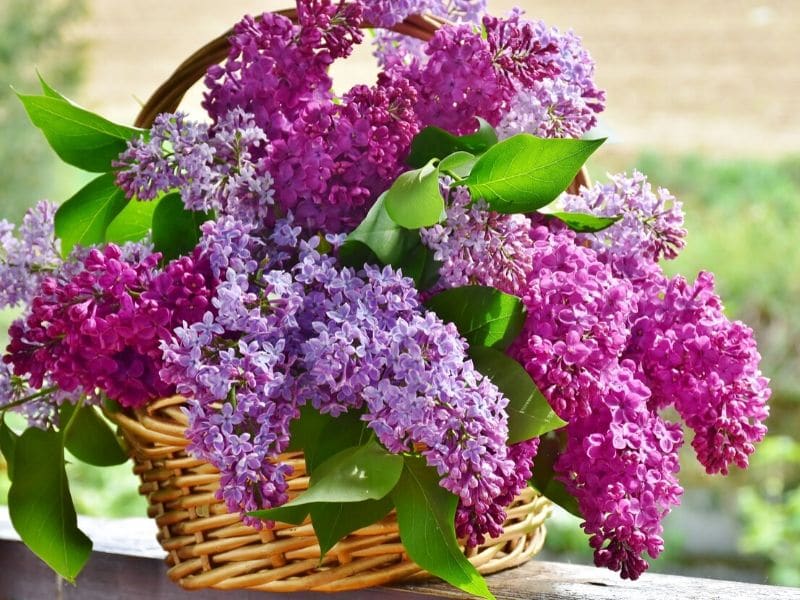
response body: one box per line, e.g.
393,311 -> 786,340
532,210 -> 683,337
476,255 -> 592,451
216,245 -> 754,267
1,0 -> 798,586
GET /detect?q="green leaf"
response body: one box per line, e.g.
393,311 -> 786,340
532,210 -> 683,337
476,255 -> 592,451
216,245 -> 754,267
392,456 -> 494,600
425,286 -> 526,350
398,243 -> 441,291
249,503 -> 310,526
60,404 -> 128,467
407,118 -> 498,168
287,405 -> 335,453
529,433 -> 581,518
439,151 -> 477,179
303,411 -> 368,474
340,194 -> 418,266
0,414 -> 19,481
339,194 -> 441,289
55,173 -> 128,256
151,193 -> 213,260
105,196 -> 161,244
255,441 -> 402,516
8,428 -> 92,582
311,498 -> 394,556
37,72 -> 67,100
465,134 -> 605,213
384,160 -> 444,229
469,346 -> 567,443
546,212 -> 621,233
16,92 -> 142,172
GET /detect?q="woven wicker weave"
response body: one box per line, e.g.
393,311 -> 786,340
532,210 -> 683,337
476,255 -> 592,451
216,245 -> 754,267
108,396 -> 552,592
108,6 -> 565,592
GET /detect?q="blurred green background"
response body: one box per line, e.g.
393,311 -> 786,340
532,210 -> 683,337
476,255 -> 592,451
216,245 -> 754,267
0,0 -> 798,587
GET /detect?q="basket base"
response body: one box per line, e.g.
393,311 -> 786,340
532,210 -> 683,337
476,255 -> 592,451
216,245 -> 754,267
109,397 -> 552,592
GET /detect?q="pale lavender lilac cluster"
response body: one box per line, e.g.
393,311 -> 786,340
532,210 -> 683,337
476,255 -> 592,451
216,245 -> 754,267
297,262 -> 519,546
497,21 -> 605,139
422,173 -> 769,578
370,1 -> 487,69
0,201 -> 62,309
115,110 -> 274,221
159,217 -> 524,543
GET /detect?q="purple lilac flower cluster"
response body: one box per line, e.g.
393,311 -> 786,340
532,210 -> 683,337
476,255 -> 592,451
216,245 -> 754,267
370,1 -> 487,69
115,110 -> 274,221
560,171 -> 687,280
297,261 -> 519,546
195,3 -> 423,233
625,272 -> 771,475
160,218 -> 525,543
0,201 -> 62,309
422,174 -> 769,578
559,365 -> 684,579
115,1 -> 601,232
496,19 -> 605,139
387,11 -> 603,139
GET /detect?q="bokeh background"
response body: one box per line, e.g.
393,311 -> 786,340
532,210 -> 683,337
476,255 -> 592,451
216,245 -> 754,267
1,0 -> 798,586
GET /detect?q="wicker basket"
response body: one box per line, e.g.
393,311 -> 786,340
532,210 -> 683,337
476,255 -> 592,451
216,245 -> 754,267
106,7 -> 566,593
108,396 -> 551,592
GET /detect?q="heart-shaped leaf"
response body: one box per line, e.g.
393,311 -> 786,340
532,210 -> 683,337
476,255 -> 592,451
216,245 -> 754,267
465,134 -> 604,213
249,440 -> 402,522
546,211 -> 621,233
340,194 -> 419,267
439,151 -> 477,179
0,414 -> 20,481
311,496 -> 394,556
61,404 -> 128,467
151,193 -> 213,260
469,346 -> 567,443
384,160 -> 444,229
530,433 -> 582,518
16,92 -> 142,172
105,196 -> 162,244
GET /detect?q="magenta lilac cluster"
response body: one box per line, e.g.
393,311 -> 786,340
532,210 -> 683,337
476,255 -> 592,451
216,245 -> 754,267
4,238 -> 218,409
422,170 -> 770,578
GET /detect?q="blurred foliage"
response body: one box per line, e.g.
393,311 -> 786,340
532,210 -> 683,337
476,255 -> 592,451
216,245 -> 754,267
738,436 -> 800,586
0,0 -> 86,224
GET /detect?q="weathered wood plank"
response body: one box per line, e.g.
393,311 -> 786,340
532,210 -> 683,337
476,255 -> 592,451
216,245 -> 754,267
1,510 -> 798,599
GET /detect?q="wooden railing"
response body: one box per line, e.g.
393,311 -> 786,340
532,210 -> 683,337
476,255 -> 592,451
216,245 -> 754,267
0,509 -> 797,599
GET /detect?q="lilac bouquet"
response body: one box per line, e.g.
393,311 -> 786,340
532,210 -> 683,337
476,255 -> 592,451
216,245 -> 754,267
0,1 -> 769,596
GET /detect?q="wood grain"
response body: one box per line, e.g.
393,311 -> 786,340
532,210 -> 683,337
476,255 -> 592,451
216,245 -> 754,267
1,511 -> 798,600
